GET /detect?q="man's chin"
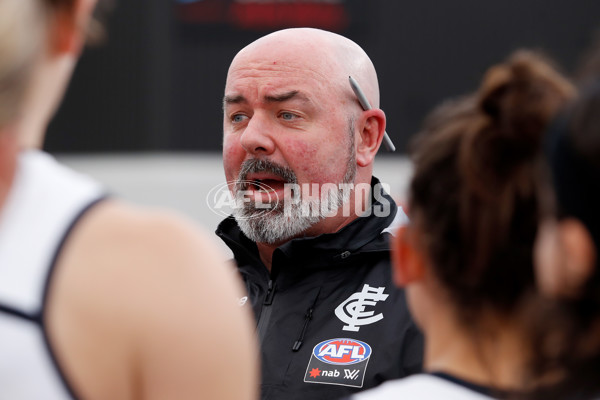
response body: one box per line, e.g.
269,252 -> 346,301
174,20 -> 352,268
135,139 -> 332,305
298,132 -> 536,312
233,210 -> 320,245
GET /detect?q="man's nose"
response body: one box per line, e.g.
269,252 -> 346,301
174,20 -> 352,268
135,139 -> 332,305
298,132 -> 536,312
239,114 -> 276,155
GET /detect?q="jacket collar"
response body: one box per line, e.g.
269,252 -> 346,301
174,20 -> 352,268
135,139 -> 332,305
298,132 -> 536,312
215,177 -> 401,271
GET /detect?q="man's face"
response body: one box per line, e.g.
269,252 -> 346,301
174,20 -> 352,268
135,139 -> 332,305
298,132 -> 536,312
222,49 -> 356,244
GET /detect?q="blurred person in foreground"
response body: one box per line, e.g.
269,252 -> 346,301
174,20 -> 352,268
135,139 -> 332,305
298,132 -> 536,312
349,51 -> 574,399
0,0 -> 257,399
531,76 -> 600,399
216,28 -> 423,400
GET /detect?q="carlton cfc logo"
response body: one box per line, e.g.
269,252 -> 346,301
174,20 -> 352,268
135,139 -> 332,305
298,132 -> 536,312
313,338 -> 372,365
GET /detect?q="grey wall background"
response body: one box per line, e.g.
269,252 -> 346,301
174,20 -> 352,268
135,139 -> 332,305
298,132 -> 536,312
44,0 -> 600,154
56,154 -> 413,255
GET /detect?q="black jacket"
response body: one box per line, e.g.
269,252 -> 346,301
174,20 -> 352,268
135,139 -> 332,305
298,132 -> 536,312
216,179 -> 423,400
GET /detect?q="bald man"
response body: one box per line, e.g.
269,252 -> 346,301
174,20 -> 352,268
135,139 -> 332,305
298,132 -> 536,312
216,28 -> 423,400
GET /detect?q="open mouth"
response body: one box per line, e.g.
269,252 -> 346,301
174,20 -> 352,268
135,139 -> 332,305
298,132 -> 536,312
244,171 -> 289,192
250,178 -> 285,193
236,174 -> 287,209
236,159 -> 297,209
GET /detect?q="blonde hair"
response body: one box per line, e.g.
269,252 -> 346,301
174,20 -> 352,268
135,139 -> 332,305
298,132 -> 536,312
0,0 -> 45,128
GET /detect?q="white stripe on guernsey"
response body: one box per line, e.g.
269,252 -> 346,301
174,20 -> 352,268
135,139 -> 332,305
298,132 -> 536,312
352,374 -> 495,400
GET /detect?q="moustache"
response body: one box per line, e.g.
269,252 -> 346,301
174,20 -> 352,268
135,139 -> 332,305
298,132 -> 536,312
236,159 -> 297,191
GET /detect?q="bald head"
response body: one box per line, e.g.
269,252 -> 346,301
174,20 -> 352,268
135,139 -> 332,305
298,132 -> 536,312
227,28 -> 380,109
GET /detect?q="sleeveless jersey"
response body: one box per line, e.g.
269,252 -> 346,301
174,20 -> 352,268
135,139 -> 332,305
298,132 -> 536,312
351,374 -> 496,399
0,150 -> 105,399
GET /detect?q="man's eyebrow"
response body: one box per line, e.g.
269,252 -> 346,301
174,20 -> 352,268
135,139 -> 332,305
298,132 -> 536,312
264,90 -> 308,103
223,94 -> 247,106
223,91 -> 311,108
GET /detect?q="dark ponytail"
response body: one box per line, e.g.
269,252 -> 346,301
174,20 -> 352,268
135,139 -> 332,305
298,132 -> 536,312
409,51 -> 574,321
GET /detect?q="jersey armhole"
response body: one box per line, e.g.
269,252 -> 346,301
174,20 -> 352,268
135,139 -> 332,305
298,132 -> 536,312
38,196 -> 109,400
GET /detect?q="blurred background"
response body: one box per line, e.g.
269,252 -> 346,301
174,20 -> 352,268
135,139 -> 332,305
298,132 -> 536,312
52,0 -> 600,232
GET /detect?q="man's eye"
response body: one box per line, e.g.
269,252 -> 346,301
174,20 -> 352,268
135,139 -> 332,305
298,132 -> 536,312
232,114 -> 248,123
280,112 -> 297,121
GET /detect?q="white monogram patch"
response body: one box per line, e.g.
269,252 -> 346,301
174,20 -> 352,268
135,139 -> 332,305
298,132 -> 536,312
335,284 -> 389,331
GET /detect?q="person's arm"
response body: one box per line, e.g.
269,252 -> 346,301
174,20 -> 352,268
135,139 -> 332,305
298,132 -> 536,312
47,201 -> 258,400
130,209 -> 258,400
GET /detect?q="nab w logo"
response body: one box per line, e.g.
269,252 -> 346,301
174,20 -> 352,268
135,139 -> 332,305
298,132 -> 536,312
335,284 -> 389,331
344,369 -> 360,380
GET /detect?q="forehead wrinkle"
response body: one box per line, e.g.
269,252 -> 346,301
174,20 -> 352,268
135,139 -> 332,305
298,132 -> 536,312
264,90 -> 313,105
226,66 -> 338,105
227,59 -> 340,88
224,90 -> 317,113
225,52 -> 352,114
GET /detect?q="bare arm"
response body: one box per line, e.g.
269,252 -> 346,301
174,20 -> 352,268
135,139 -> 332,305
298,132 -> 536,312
130,209 -> 258,400
47,201 -> 258,400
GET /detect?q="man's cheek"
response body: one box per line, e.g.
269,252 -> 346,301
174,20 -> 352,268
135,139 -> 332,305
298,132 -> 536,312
223,143 -> 245,180
284,139 -> 320,174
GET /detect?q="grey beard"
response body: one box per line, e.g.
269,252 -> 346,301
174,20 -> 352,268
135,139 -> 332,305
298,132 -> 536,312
235,202 -> 321,245
233,151 -> 356,244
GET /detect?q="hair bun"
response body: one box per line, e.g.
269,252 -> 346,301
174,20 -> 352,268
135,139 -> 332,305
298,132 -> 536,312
479,63 -> 513,119
477,51 -> 575,155
475,50 -> 575,161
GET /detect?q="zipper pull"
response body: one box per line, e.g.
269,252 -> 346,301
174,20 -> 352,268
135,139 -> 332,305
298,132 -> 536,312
292,307 -> 313,352
264,280 -> 276,305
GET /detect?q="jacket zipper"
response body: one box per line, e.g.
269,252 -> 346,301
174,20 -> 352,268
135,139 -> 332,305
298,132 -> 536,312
292,307 -> 313,351
292,288 -> 320,351
256,279 -> 276,344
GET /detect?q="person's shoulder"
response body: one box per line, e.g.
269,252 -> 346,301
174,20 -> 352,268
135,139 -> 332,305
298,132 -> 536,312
70,199 -> 225,268
79,199 -> 219,258
351,374 -> 494,400
57,199 -> 235,310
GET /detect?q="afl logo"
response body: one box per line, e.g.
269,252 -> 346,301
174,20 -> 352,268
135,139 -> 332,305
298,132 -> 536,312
313,338 -> 371,365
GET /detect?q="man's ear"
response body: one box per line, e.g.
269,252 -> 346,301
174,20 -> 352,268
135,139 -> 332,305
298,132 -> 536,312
355,109 -> 385,167
392,226 -> 426,287
558,218 -> 597,294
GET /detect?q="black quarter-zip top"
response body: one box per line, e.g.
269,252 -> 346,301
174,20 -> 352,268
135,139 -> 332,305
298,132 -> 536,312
216,177 -> 424,400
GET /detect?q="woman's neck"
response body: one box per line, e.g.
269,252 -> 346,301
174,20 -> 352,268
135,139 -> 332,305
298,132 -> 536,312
424,306 -> 530,391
